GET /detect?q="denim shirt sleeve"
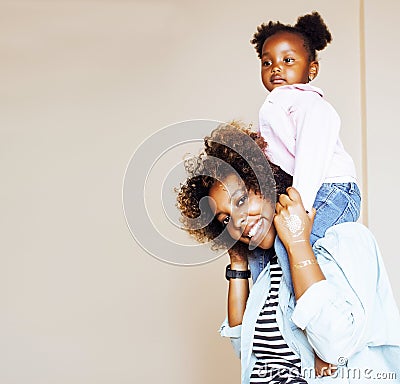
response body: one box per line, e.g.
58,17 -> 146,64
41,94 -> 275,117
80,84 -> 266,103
248,247 -> 274,283
219,317 -> 242,358
291,223 -> 394,363
218,250 -> 273,361
292,280 -> 359,363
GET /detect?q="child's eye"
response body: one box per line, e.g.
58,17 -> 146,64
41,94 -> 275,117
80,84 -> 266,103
262,60 -> 272,67
284,58 -> 295,63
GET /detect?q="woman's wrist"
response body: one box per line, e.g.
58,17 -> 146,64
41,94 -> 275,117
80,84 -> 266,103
230,260 -> 249,271
286,240 -> 314,261
284,239 -> 313,257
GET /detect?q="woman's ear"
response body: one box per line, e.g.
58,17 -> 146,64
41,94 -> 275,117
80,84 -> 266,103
308,61 -> 319,81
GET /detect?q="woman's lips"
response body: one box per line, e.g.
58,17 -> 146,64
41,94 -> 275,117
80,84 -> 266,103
248,218 -> 268,248
248,219 -> 262,237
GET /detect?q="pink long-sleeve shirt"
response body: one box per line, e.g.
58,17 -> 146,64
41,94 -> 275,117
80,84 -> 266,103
259,84 -> 357,212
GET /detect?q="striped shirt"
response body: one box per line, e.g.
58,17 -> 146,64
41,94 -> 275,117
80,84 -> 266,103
250,256 -> 307,383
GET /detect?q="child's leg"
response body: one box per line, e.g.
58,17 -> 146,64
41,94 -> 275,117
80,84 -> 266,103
310,182 -> 361,245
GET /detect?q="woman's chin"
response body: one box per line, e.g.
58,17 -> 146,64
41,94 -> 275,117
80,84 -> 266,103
237,236 -> 273,250
257,230 -> 276,249
257,239 -> 274,249
251,237 -> 271,249
236,227 -> 275,250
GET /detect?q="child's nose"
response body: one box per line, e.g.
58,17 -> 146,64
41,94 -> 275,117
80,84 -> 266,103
271,62 -> 282,73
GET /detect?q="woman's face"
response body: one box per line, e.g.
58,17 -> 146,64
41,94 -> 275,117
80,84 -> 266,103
209,174 -> 276,249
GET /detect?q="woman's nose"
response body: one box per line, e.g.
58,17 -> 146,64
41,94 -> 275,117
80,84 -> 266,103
231,211 -> 247,230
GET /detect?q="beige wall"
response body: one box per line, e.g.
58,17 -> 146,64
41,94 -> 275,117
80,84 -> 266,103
363,0 -> 400,305
0,1 -> 397,383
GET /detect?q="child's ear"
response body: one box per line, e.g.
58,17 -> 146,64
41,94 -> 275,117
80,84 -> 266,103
308,61 -> 319,81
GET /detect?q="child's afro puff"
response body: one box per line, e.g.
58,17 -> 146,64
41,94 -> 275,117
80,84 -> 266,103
251,11 -> 332,61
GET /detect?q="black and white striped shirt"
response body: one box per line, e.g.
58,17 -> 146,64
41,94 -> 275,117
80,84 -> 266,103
250,256 -> 307,384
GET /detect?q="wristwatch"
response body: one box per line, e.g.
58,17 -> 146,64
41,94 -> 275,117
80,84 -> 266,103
225,264 -> 251,281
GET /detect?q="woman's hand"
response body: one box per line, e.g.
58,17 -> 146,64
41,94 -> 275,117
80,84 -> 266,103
274,188 -> 325,300
274,187 -> 316,251
315,354 -> 337,377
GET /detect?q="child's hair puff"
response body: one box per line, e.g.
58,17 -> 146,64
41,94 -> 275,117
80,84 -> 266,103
251,11 -> 332,61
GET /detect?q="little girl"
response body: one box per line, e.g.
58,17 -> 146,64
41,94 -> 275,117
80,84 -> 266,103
249,12 -> 361,290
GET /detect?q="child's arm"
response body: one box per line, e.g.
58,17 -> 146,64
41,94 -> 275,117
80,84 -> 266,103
291,92 -> 340,212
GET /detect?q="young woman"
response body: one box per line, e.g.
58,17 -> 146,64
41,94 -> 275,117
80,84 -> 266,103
177,122 -> 400,383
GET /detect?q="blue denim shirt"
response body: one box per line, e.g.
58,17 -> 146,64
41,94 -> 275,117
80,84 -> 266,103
219,223 -> 400,383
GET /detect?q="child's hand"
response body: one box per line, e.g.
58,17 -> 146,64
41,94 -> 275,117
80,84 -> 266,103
274,187 -> 315,249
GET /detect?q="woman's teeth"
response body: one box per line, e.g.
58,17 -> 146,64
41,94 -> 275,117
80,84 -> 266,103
248,219 -> 262,238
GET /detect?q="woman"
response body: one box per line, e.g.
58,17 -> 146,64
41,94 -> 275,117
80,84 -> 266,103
177,122 -> 400,383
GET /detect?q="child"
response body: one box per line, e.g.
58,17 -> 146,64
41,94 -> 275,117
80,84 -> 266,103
250,12 -> 361,291
249,11 -> 361,377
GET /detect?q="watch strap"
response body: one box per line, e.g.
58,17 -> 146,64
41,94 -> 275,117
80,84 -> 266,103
225,264 -> 251,280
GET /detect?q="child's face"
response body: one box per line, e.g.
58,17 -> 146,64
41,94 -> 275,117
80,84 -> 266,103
261,31 -> 317,92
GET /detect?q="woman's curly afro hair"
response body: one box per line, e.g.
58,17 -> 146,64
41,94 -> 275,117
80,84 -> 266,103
176,122 -> 292,249
251,11 -> 332,61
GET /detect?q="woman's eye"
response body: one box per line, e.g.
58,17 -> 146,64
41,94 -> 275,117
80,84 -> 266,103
284,58 -> 295,63
237,195 -> 248,206
262,60 -> 272,67
222,216 -> 230,226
